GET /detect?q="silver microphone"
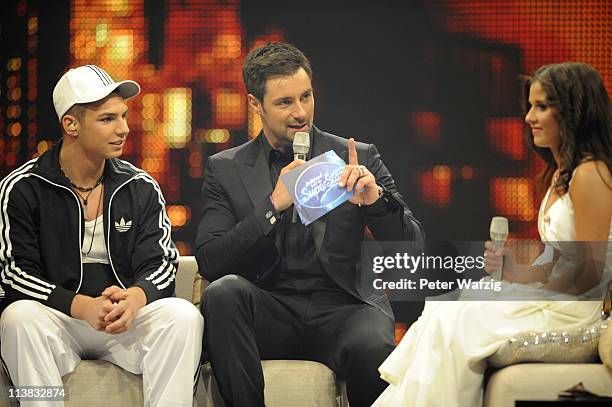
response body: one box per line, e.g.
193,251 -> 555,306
489,216 -> 509,280
293,132 -> 310,161
291,132 -> 309,224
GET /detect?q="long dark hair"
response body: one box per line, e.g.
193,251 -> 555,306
522,62 -> 612,194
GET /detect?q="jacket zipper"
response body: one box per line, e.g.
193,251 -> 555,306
105,176 -> 139,289
30,174 -> 85,292
32,173 -> 139,292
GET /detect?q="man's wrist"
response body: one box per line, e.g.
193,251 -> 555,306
358,185 -> 383,207
269,193 -> 277,211
70,294 -> 90,319
128,286 -> 147,308
362,184 -> 399,216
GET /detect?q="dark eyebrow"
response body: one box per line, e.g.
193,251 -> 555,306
528,98 -> 546,104
272,97 -> 292,104
271,89 -> 312,104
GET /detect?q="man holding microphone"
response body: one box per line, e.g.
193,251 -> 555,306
195,42 -> 423,407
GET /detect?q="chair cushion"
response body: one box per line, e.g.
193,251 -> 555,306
262,360 -> 340,406
201,360 -> 342,407
176,255 -> 198,302
62,360 -> 143,406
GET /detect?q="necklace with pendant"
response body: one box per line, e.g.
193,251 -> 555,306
59,164 -> 105,257
80,185 -> 103,256
60,168 -> 104,213
72,181 -> 103,213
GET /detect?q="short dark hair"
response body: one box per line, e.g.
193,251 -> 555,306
64,104 -> 87,122
242,42 -> 313,102
523,62 -> 612,193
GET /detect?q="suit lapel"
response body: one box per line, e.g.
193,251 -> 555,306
238,136 -> 273,207
311,128 -> 333,158
236,129 -> 341,262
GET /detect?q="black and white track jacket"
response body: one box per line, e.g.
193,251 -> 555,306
0,141 -> 178,315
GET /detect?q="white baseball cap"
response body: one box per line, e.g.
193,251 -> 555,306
52,64 -> 141,121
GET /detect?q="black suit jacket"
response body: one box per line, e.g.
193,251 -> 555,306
195,126 -> 424,318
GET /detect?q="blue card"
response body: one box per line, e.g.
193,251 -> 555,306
280,150 -> 354,225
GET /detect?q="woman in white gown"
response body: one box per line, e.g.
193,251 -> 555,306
373,62 -> 612,407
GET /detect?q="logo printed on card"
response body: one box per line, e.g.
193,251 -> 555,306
295,162 -> 348,209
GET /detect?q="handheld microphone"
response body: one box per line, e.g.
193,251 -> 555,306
293,132 -> 310,161
489,216 -> 509,280
291,132 -> 309,223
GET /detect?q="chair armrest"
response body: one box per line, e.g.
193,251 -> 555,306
176,256 -> 197,302
176,255 -> 210,306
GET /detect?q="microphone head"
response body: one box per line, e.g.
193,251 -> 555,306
490,216 -> 509,242
293,131 -> 310,156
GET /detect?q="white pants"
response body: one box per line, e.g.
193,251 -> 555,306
0,297 -> 204,407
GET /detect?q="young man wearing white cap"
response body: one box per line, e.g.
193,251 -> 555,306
0,65 -> 203,406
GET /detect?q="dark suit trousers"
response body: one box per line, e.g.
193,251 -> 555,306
201,274 -> 395,407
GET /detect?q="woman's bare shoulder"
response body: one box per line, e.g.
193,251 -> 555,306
569,160 -> 612,204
